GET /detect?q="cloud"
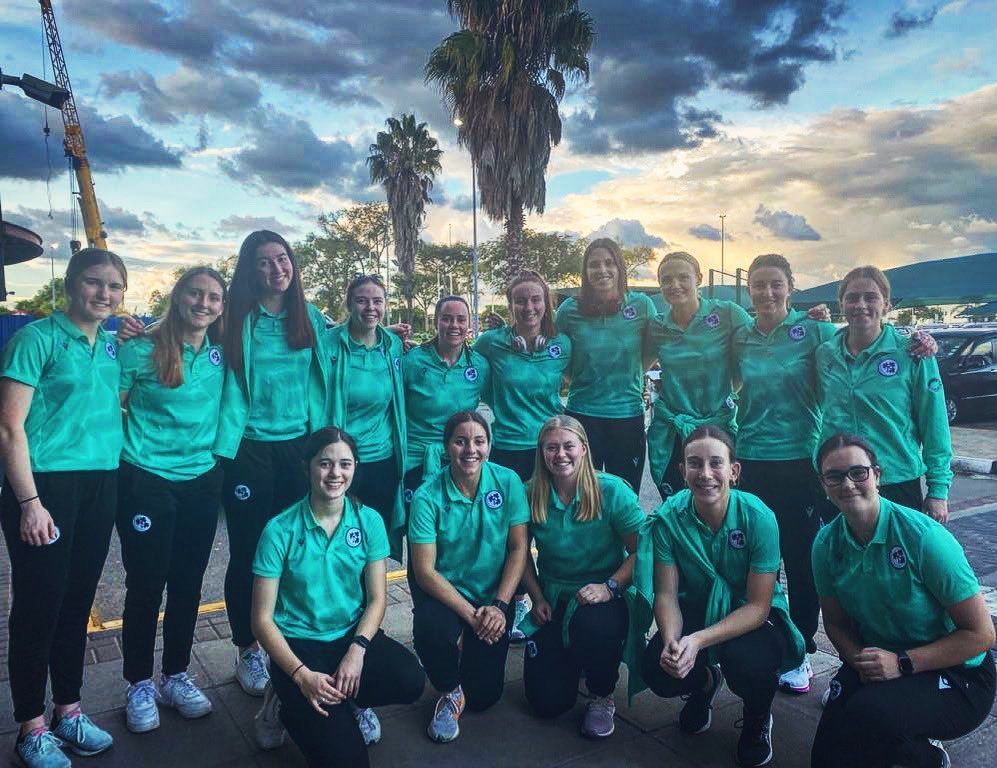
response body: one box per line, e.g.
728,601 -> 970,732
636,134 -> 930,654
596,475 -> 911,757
215,215 -> 296,237
884,6 -> 939,38
934,48 -> 987,78
0,93 -> 182,182
689,224 -> 733,242
753,204 -> 822,241
5,201 -> 146,250
586,219 -> 666,248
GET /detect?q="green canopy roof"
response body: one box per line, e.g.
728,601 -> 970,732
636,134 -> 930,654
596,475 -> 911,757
957,301 -> 997,317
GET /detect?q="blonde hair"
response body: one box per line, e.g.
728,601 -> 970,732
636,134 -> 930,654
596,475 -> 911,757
838,265 -> 891,306
528,415 -> 602,525
657,251 -> 703,284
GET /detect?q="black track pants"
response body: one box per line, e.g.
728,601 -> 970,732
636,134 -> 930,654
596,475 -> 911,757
566,412 -> 646,492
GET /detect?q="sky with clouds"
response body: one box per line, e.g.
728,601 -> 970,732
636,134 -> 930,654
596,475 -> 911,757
1,0 -> 994,311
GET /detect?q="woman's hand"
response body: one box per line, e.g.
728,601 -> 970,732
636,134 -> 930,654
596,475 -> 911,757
576,582 -> 612,605
660,634 -> 700,679
853,647 -> 901,683
296,668 -> 345,716
116,314 -> 146,342
472,605 -> 507,644
909,330 -> 938,359
331,644 -> 365,700
484,313 -> 505,331
924,497 -> 949,524
20,499 -> 57,546
386,322 -> 412,339
530,597 -> 553,626
807,303 -> 831,322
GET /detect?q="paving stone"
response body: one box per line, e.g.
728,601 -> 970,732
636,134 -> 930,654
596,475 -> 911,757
191,638 -> 238,688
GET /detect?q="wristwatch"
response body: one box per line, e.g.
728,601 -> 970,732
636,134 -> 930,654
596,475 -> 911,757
605,579 -> 622,599
492,598 -> 510,613
897,651 -> 914,677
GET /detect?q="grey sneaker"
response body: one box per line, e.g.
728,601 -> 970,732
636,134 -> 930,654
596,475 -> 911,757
235,647 -> 269,696
126,679 -> 161,733
159,672 -> 212,719
50,710 -> 113,756
427,686 -> 465,743
581,695 -> 615,738
254,683 -> 285,750
351,704 -> 382,745
14,728 -> 70,768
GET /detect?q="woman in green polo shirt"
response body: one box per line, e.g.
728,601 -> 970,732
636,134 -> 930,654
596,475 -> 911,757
815,265 -> 952,521
215,230 -> 334,698
555,238 -> 657,491
409,410 -> 529,744
116,267 -> 227,735
811,433 -> 995,768
0,248 -> 127,767
251,427 -> 424,768
521,416 -> 644,738
639,425 -> 804,768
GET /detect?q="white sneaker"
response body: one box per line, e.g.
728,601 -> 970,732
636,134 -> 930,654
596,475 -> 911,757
254,683 -> 285,750
778,657 -> 813,694
158,672 -> 212,718
235,647 -> 270,696
126,679 -> 160,733
351,704 -> 382,745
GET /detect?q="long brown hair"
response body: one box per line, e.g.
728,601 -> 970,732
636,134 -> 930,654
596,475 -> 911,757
223,230 -> 315,377
529,416 -> 602,525
64,247 -> 128,297
506,271 -> 557,339
579,238 -> 628,316
150,267 -> 226,388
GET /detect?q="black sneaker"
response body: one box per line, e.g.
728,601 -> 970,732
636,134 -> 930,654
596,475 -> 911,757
679,664 -> 724,735
736,711 -> 773,767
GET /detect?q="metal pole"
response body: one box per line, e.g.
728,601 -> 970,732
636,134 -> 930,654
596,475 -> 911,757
50,244 -> 57,309
471,160 -> 479,336
719,213 -> 726,286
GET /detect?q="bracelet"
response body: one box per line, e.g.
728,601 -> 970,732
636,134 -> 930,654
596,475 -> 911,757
290,662 -> 305,681
491,599 -> 510,613
17,495 -> 39,506
351,635 -> 371,650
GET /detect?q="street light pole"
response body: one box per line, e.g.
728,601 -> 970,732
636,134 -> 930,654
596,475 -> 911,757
719,213 -> 726,286
454,116 -> 479,335
50,242 -> 58,309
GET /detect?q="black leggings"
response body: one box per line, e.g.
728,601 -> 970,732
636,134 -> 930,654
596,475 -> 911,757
739,458 -> 822,651
640,615 -> 787,718
117,462 -> 221,683
489,447 -> 536,483
413,595 -> 514,711
524,599 -> 628,718
812,653 -> 996,768
351,455 -> 400,540
222,435 -> 308,648
656,435 -> 685,500
270,630 -> 424,768
0,470 -> 117,722
566,412 -> 646,492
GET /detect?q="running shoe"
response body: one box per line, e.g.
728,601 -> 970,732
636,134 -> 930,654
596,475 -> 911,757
351,704 -> 382,745
929,739 -> 951,768
159,672 -> 212,719
14,728 -> 70,768
50,709 -> 113,756
736,711 -> 773,767
254,683 -> 285,750
778,657 -> 813,695
235,647 -> 269,696
679,663 -> 724,735
427,686 -> 465,743
581,695 -> 615,738
126,679 -> 160,733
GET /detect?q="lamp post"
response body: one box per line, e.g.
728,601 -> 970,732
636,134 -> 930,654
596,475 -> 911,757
453,117 -> 479,335
50,242 -> 58,309
718,213 -> 726,286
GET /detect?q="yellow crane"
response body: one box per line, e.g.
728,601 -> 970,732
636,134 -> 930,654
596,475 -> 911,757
39,0 -> 106,252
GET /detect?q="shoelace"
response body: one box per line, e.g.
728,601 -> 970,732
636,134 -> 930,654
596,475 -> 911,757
589,696 -> 614,715
130,680 -> 157,705
244,651 -> 268,683
22,730 -> 63,756
436,692 -> 462,719
166,673 -> 202,702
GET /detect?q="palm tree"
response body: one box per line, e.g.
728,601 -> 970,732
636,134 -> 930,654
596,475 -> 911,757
367,114 -> 443,322
425,0 -> 593,269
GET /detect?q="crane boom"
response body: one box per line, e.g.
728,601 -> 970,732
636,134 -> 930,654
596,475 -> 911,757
39,0 -> 106,251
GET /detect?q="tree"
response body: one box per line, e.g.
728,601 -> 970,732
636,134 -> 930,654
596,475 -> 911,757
15,278 -> 66,316
426,0 -> 593,269
410,241 -> 475,328
367,114 -> 443,323
147,257 -> 239,317
479,229 -> 585,289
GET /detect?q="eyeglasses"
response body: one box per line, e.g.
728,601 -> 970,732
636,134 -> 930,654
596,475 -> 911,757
821,465 -> 875,485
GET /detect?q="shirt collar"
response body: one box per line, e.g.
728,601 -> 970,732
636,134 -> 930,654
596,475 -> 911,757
680,491 -> 735,534
837,324 -> 898,361
547,484 -> 579,514
257,304 -> 287,320
841,496 -> 891,550
300,496 -> 355,532
52,311 -> 95,341
444,463 -> 491,504
750,308 -> 805,338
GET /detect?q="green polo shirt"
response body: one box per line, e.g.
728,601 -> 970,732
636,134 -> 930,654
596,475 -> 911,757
119,336 -> 224,481
813,497 -> 984,667
244,306 -> 310,441
555,291 -> 657,418
473,329 -> 572,450
816,325 -> 953,499
0,312 -> 122,472
530,473 -> 645,596
344,334 -> 395,463
402,343 -> 489,471
734,311 -> 837,461
253,496 -> 389,642
408,461 -> 530,605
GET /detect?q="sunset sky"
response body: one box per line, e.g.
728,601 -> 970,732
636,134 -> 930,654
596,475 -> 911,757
1,0 -> 994,311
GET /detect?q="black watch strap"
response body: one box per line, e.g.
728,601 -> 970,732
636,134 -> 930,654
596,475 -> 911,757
351,635 -> 371,650
897,651 -> 914,676
492,599 -> 510,613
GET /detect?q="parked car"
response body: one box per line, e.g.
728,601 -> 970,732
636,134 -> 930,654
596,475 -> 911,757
929,326 -> 997,423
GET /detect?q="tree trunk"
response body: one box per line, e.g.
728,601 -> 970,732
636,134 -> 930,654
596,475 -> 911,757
505,194 -> 526,274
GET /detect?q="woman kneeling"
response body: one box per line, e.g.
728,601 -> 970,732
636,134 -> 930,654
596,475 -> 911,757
250,428 -> 424,768
639,425 -> 804,768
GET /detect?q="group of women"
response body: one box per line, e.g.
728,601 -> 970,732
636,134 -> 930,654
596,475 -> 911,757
0,230 -> 992,768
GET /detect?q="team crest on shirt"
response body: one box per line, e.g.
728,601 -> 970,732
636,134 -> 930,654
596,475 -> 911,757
464,366 -> 479,382
208,347 -> 222,366
404,488 -> 415,502
547,343 -> 563,359
132,514 -> 152,533
345,527 -> 362,547
878,359 -> 899,377
234,484 -> 251,501
104,341 -> 117,360
788,324 -> 807,341
889,545 -> 907,569
828,678 -> 842,701
928,378 -> 942,392
704,312 -> 721,329
724,395 -> 736,410
485,490 -> 504,509
622,304 -> 638,320
728,529 -> 746,549
526,640 -> 539,658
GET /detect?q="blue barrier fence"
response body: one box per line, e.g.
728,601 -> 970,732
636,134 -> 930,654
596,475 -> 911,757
0,314 -> 155,351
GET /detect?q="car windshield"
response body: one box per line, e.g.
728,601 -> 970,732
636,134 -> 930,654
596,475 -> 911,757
935,335 -> 971,359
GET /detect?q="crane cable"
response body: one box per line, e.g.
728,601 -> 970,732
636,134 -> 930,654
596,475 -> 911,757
40,16 -> 55,221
